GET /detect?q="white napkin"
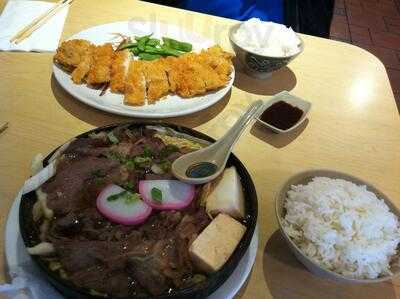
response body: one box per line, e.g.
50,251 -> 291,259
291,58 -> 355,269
0,0 -> 69,52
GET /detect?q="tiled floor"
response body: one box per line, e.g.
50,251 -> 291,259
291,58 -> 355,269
330,0 -> 400,112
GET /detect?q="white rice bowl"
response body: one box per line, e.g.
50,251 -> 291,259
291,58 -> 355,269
233,18 -> 301,57
282,177 -> 400,279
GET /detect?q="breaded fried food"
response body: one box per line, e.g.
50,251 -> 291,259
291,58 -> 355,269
163,46 -> 234,98
161,56 -> 178,92
180,53 -> 227,91
110,49 -> 130,93
54,39 -> 93,71
124,60 -> 146,106
71,45 -> 94,84
199,45 -> 234,82
142,59 -> 170,103
164,55 -> 207,98
54,39 -> 234,105
86,43 -> 114,86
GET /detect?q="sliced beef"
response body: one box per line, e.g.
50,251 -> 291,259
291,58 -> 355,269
70,267 -> 132,298
177,209 -> 210,242
106,272 -> 132,297
127,240 -> 170,296
127,235 -> 195,295
129,143 -> 145,157
54,212 -> 82,234
77,207 -> 115,240
123,128 -> 142,143
69,266 -> 109,294
81,165 -> 133,201
143,128 -> 156,137
165,151 -> 183,162
145,173 -> 174,180
43,157 -> 119,216
136,136 -> 165,154
38,127 -> 213,298
109,126 -> 129,142
53,239 -> 124,272
110,142 -> 134,158
140,211 -> 183,241
63,138 -> 110,157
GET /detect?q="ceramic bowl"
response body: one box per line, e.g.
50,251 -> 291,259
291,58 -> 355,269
229,23 -> 304,79
257,91 -> 311,134
275,169 -> 400,283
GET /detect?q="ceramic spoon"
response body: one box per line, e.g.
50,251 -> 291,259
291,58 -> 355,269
172,100 -> 264,184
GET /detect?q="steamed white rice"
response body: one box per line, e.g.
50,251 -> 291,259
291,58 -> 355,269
233,18 -> 300,57
282,177 -> 400,279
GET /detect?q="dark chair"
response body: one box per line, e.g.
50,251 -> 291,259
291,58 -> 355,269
285,0 -> 335,38
142,0 -> 335,38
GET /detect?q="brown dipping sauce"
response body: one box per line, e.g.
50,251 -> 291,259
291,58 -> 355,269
259,101 -> 303,130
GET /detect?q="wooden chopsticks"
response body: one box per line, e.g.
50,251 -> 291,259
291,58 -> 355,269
0,122 -> 9,134
10,0 -> 73,44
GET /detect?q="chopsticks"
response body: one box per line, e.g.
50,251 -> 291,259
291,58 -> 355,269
10,0 -> 73,44
0,122 -> 9,134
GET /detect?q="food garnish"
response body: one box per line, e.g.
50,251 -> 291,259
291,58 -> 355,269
162,37 -> 192,52
139,180 -> 195,210
106,190 -> 126,201
118,34 -> 193,60
107,131 -> 119,144
151,187 -> 163,203
97,184 -> 152,225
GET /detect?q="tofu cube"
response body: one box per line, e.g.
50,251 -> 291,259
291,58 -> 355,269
189,213 -> 246,273
206,167 -> 245,219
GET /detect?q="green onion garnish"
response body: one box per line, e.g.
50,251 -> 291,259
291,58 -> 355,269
107,131 -> 119,144
124,192 -> 140,205
107,191 -> 127,201
151,187 -> 163,203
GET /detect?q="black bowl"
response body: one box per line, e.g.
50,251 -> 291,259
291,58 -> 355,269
19,121 -> 258,299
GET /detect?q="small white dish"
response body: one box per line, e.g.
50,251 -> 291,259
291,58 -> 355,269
256,91 -> 311,133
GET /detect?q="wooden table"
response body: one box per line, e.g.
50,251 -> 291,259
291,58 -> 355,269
1,0 -> 400,298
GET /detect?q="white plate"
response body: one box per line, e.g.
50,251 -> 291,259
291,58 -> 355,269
5,190 -> 258,299
53,21 -> 235,118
